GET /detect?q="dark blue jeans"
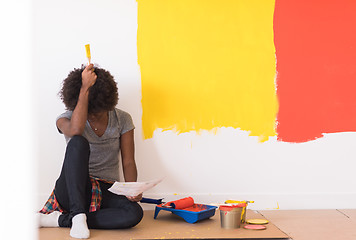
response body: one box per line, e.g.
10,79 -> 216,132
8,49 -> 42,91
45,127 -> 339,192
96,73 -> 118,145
54,135 -> 143,229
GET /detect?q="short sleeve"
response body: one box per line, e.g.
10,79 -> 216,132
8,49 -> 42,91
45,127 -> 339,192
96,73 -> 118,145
115,109 -> 135,135
56,111 -> 73,134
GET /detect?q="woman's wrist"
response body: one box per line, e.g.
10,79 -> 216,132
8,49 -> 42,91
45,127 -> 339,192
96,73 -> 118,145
80,86 -> 90,95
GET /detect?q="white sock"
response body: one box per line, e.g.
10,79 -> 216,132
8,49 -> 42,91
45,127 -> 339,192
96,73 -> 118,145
70,213 -> 90,239
37,211 -> 60,228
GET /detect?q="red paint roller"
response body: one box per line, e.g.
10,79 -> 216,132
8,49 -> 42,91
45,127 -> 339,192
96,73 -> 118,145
166,197 -> 195,209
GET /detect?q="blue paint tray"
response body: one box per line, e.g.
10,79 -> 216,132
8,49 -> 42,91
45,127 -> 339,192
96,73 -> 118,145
154,204 -> 217,223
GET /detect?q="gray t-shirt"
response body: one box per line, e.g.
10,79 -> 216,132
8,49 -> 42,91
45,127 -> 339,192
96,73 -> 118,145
56,108 -> 135,182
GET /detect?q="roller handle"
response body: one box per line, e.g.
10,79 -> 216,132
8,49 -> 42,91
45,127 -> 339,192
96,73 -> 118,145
140,197 -> 164,205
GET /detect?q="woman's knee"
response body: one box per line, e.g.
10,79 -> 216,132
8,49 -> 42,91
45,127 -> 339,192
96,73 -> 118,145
66,135 -> 90,154
122,203 -> 144,228
65,135 -> 90,165
130,203 -> 144,226
68,135 -> 89,150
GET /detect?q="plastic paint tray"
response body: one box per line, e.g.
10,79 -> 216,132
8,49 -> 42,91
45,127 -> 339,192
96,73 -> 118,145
154,204 -> 218,223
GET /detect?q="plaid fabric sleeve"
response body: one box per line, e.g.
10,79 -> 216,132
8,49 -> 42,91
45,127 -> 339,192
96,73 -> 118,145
89,177 -> 115,212
39,177 -> 113,214
89,178 -> 102,212
38,189 -> 66,214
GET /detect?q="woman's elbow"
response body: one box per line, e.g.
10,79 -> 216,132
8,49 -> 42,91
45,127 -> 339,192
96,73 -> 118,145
67,127 -> 84,137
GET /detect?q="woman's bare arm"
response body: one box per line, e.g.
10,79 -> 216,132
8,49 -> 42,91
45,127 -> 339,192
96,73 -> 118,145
120,129 -> 142,202
121,129 -> 137,182
57,64 -> 97,137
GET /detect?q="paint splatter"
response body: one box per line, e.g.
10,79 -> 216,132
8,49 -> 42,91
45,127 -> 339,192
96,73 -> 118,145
275,0 -> 356,142
183,204 -> 209,212
137,0 -> 278,141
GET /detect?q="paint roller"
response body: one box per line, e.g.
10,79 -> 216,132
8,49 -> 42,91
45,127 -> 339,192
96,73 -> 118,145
165,197 -> 195,209
141,196 -> 195,209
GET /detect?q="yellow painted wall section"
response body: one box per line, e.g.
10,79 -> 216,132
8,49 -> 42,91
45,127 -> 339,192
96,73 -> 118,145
137,0 -> 278,141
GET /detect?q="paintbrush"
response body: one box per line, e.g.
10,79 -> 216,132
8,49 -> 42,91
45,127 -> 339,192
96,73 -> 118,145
225,200 -> 254,204
85,44 -> 91,64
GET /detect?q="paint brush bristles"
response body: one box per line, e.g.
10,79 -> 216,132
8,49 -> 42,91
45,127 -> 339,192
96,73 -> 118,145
85,44 -> 91,64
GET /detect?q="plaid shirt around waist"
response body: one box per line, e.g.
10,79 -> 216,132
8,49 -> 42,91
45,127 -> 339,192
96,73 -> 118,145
39,177 -> 113,214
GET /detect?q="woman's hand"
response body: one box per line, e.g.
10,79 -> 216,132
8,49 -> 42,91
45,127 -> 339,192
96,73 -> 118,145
127,193 -> 143,202
81,64 -> 97,90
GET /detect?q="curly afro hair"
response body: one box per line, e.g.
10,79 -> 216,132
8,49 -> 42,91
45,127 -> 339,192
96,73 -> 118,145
59,65 -> 119,114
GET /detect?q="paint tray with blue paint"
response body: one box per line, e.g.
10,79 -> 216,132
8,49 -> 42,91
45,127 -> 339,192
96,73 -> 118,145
153,197 -> 218,223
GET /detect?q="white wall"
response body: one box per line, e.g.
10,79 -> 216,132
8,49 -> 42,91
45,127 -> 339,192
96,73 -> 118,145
34,0 -> 356,211
1,1 -> 37,239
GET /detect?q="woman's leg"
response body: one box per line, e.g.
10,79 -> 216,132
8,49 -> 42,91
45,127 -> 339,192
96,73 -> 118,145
53,135 -> 92,232
86,182 -> 144,229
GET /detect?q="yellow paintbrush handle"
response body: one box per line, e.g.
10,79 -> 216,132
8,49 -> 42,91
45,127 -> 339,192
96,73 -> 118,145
85,44 -> 91,64
225,200 -> 255,204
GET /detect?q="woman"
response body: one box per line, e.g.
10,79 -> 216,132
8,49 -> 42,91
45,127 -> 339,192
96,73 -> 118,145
38,64 -> 143,239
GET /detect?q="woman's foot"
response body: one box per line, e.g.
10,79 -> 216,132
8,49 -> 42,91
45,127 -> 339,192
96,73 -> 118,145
70,213 -> 90,239
37,211 -> 60,227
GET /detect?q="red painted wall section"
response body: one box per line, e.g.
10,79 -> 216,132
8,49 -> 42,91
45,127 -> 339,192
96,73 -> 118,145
274,0 -> 356,143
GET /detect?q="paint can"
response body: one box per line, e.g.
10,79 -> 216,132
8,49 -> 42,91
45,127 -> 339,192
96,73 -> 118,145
225,200 -> 254,223
219,204 -> 246,229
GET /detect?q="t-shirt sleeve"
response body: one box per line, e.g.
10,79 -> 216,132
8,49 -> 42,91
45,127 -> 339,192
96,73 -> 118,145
116,109 -> 135,135
56,111 -> 73,134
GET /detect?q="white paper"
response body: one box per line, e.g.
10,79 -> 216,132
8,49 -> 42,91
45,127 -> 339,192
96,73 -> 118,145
108,178 -> 164,197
